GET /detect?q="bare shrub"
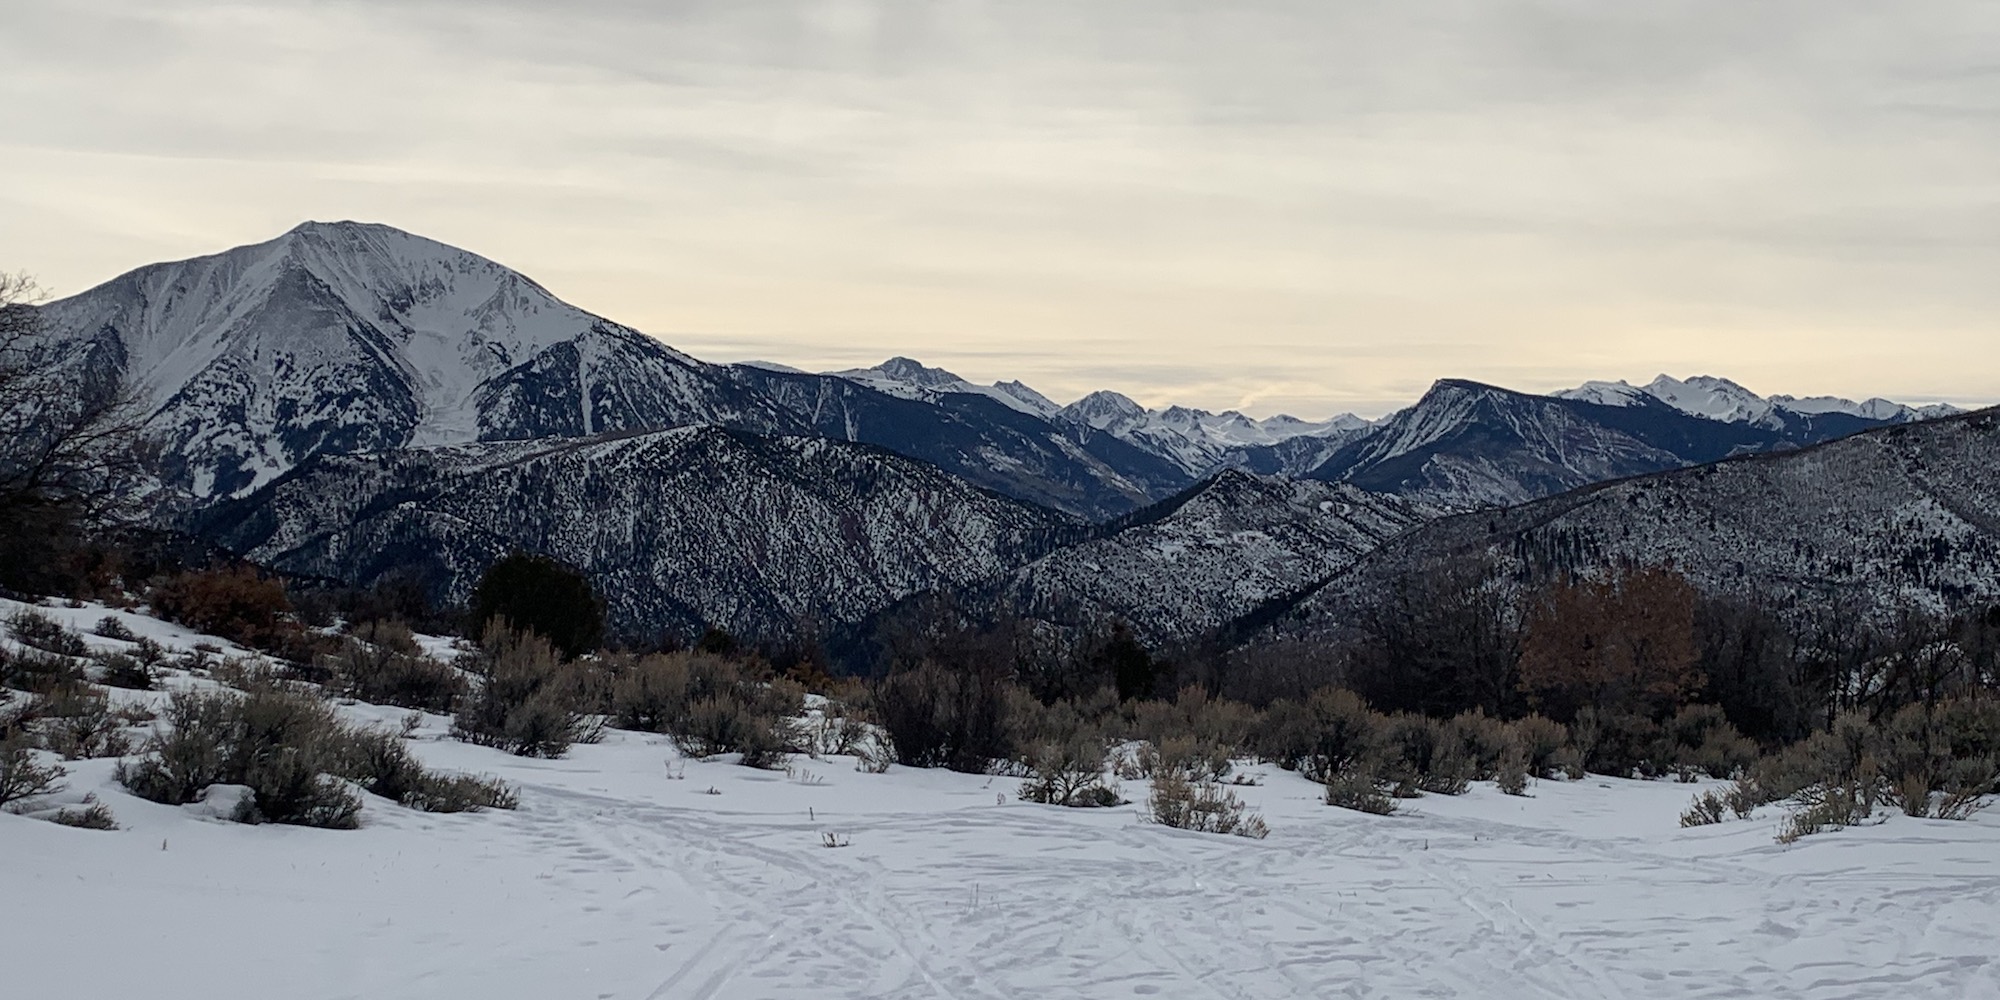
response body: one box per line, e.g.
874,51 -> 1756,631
1325,768 -> 1397,815
148,565 -> 297,651
1935,758 -> 1997,821
0,731 -> 64,805
1255,687 -> 1380,782
122,687 -> 514,826
1679,789 -> 1727,827
1135,735 -> 1234,783
93,651 -> 153,690
8,609 -> 88,657
1777,782 -> 1873,844
802,697 -> 874,760
1127,687 -> 1256,754
332,727 -> 516,812
1441,710 -> 1509,780
1725,775 -> 1765,818
608,650 -> 804,767
327,626 -> 463,713
31,685 -> 132,760
1505,715 -> 1570,778
2,645 -> 85,693
1664,704 -> 1758,779
130,637 -> 166,666
873,662 -> 1021,773
1550,745 -> 1586,780
451,626 -> 588,758
1018,733 -> 1121,807
48,800 -> 116,829
92,616 -> 137,642
1495,742 -> 1531,796
1147,769 -> 1268,838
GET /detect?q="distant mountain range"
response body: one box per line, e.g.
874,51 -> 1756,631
22,220 -> 1988,644
1274,407 -> 2000,640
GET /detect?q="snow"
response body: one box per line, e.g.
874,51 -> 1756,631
829,358 -> 1066,419
1555,374 -> 1956,427
5,603 -> 1999,999
834,358 -> 1372,477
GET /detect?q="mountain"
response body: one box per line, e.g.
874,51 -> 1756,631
31,221 -> 798,497
729,364 -> 1191,519
830,357 -> 1062,419
1306,378 -> 1915,510
1277,407 -> 2000,637
993,470 -> 1433,644
1054,392 -> 1372,479
834,360 -> 1374,479
201,426 -> 1077,641
1556,374 -> 1960,428
27,222 -> 1194,519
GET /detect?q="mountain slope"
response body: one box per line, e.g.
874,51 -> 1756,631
1556,373 -> 1960,427
730,365 -> 1191,519
1279,407 -> 2000,636
202,426 -> 1078,640
832,359 -> 1374,479
1307,378 -> 1887,509
32,221 -> 793,496
995,471 -> 1433,644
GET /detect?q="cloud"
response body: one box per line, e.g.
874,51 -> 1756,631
2,0 -> 1996,417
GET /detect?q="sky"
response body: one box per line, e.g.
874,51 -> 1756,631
2,1 -> 1997,418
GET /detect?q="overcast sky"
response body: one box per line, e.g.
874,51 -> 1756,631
2,1 -> 1996,417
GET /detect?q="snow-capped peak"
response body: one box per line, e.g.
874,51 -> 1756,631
32,220 -> 761,496
829,357 -> 1062,417
1059,390 -> 1148,432
1553,373 -> 1956,428
1639,374 -> 1771,425
992,380 -> 1060,415
1552,379 -> 1650,408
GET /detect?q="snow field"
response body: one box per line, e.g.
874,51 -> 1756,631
3,601 -> 1998,1000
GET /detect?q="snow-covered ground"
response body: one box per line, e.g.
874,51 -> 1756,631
4,601 -> 1997,1000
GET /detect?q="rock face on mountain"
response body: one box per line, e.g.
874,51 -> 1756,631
995,470 -> 1433,644
202,426 -> 1077,640
1307,379 -> 1906,510
1277,407 -> 2000,637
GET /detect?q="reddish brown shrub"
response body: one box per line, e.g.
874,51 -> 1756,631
149,565 -> 297,651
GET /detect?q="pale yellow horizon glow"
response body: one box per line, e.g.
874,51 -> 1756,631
2,1 -> 1996,419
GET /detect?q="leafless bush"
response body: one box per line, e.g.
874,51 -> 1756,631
0,731 -> 64,806
1679,789 -> 1727,827
92,616 -> 137,642
93,651 -> 154,690
327,625 -> 463,713
8,609 -> 88,657
1495,742 -> 1530,796
147,565 -> 297,652
31,685 -> 132,760
1133,735 -> 1234,784
48,800 -> 116,829
123,687 -> 516,827
451,626 -> 589,758
1018,734 -> 1122,807
1255,687 -> 1380,782
1324,768 -> 1397,815
1147,769 -> 1268,838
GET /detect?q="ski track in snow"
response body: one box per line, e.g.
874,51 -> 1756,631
2,600 -> 1998,999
